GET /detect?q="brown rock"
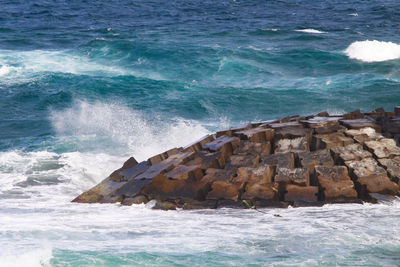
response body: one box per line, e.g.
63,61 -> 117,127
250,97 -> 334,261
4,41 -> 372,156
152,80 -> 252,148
241,183 -> 276,201
345,127 -> 383,143
234,141 -> 271,156
152,200 -> 177,210
340,119 -> 381,132
275,137 -> 309,154
315,166 -> 357,202
261,153 -> 295,168
202,168 -> 235,183
121,195 -> 148,206
342,109 -> 363,120
314,132 -> 354,150
274,127 -> 313,145
186,151 -> 223,169
365,138 -> 400,159
298,150 -> 334,172
182,200 -> 217,210
109,157 -> 138,182
275,168 -> 310,186
203,135 -> 240,166
284,185 -> 318,202
378,157 -> 400,183
331,143 -> 372,163
235,127 -> 274,142
183,135 -> 214,152
301,116 -> 342,134
233,165 -> 275,184
345,158 -> 399,195
269,121 -> 304,130
226,154 -> 259,169
207,181 -> 243,200
165,165 -> 203,181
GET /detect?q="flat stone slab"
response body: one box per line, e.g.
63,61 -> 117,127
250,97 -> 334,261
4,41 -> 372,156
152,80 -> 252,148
165,165 -> 203,181
261,153 -> 295,168
234,140 -> 271,156
300,116 -> 342,134
235,127 -> 274,142
275,168 -> 310,186
275,137 -> 309,154
226,154 -> 260,168
186,151 -> 223,169
365,138 -> 400,159
340,119 -> 381,132
298,149 -> 334,171
345,158 -> 399,195
269,121 -> 304,130
315,166 -> 357,202
331,143 -> 372,162
314,132 -> 354,149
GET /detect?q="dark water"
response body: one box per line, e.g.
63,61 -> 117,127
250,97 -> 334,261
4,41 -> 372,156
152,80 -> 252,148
1,1 -> 400,266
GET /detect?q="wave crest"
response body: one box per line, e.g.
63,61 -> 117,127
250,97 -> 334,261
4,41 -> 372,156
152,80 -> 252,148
344,40 -> 400,62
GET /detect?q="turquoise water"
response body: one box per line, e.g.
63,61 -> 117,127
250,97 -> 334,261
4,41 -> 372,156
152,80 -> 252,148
1,0 -> 400,266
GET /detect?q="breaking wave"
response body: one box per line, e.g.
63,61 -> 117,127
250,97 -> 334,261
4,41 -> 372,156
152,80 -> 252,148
344,40 -> 400,62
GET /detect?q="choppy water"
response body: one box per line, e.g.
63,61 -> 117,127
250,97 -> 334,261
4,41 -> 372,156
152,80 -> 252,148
1,0 -> 400,266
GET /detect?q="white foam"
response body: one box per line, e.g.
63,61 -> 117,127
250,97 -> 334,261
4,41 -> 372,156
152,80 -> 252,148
50,100 -> 211,161
0,247 -> 53,267
349,13 -> 358,16
295,29 -> 326,34
344,40 -> 400,62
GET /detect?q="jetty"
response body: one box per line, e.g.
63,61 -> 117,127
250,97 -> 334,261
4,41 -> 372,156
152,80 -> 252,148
73,107 -> 400,210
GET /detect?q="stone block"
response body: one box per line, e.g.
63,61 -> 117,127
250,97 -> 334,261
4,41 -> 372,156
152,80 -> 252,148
204,135 -> 240,165
165,165 -> 203,181
182,200 -> 217,210
298,150 -> 334,172
185,151 -> 223,169
284,185 -> 318,202
183,135 -> 214,152
226,154 -> 259,169
121,195 -> 148,206
300,116 -> 342,134
235,127 -> 274,142
274,127 -> 313,144
314,132 -> 354,149
345,158 -> 399,195
378,157 -> 400,183
275,137 -> 309,154
261,153 -> 295,168
241,183 -> 276,201
365,138 -> 400,159
340,119 -> 381,132
342,109 -> 363,120
109,157 -> 138,182
331,143 -> 372,163
202,168 -> 235,183
345,127 -> 383,143
275,168 -> 310,186
315,166 -> 357,202
232,165 -> 275,184
207,181 -> 243,200
234,141 -> 271,156
269,121 -> 304,130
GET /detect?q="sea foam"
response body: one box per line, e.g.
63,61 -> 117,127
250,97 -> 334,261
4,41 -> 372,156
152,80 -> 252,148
295,29 -> 326,34
344,40 -> 400,62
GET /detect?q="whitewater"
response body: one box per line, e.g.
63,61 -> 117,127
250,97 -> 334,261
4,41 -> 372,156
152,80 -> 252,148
1,0 -> 400,266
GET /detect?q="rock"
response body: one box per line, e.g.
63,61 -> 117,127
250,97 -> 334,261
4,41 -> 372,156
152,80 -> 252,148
269,121 -> 304,130
298,150 -> 334,172
342,109 -> 363,120
234,140 -> 271,156
152,200 -> 177,210
241,183 -> 276,201
261,153 -> 295,168
300,116 -> 342,134
207,181 -> 243,200
202,168 -> 235,183
235,127 -> 275,142
226,154 -> 259,169
186,151 -> 223,169
183,135 -> 214,152
274,137 -> 309,154
232,165 -> 275,184
314,132 -> 354,150
203,135 -> 240,166
315,166 -> 357,202
274,127 -> 313,145
378,157 -> 400,183
148,154 -> 164,166
345,158 -> 399,196
284,185 -> 318,202
275,168 -> 310,186
331,143 -> 372,163
340,118 -> 381,132
121,195 -> 148,206
217,200 -> 244,208
109,157 -> 138,182
344,127 -> 383,143
165,165 -> 203,181
182,200 -> 217,210
365,138 -> 400,159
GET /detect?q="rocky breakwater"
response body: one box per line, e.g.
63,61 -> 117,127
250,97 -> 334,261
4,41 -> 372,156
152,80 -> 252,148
73,107 -> 400,210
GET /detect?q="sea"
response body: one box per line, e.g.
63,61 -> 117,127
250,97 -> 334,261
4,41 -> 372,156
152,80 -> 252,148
1,0 -> 400,266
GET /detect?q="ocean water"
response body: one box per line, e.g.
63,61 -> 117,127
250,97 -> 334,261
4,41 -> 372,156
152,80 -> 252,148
1,0 -> 400,266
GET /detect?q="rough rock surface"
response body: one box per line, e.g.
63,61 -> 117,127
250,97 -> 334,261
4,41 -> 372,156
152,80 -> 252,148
73,107 -> 400,209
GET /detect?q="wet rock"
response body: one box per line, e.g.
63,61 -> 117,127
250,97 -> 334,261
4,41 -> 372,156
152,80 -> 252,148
185,151 -> 223,169
261,153 -> 295,168
232,165 -> 275,184
331,143 -> 372,163
300,116 -> 342,134
284,185 -> 318,202
183,135 -> 214,152
207,181 -> 243,201
152,200 -> 177,210
275,168 -> 310,186
314,132 -> 354,150
315,166 -> 357,202
182,200 -> 217,210
109,157 -> 138,182
378,157 -> 400,183
235,127 -> 275,142
274,127 -> 313,145
365,138 -> 400,159
298,150 -> 334,172
241,183 -> 276,201
234,141 -> 271,156
202,168 -> 235,183
269,121 -> 304,130
226,154 -> 259,169
121,195 -> 148,206
275,137 -> 309,154
340,118 -> 381,132
203,135 -> 240,166
345,158 -> 399,196
217,199 -> 244,208
165,165 -> 203,181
